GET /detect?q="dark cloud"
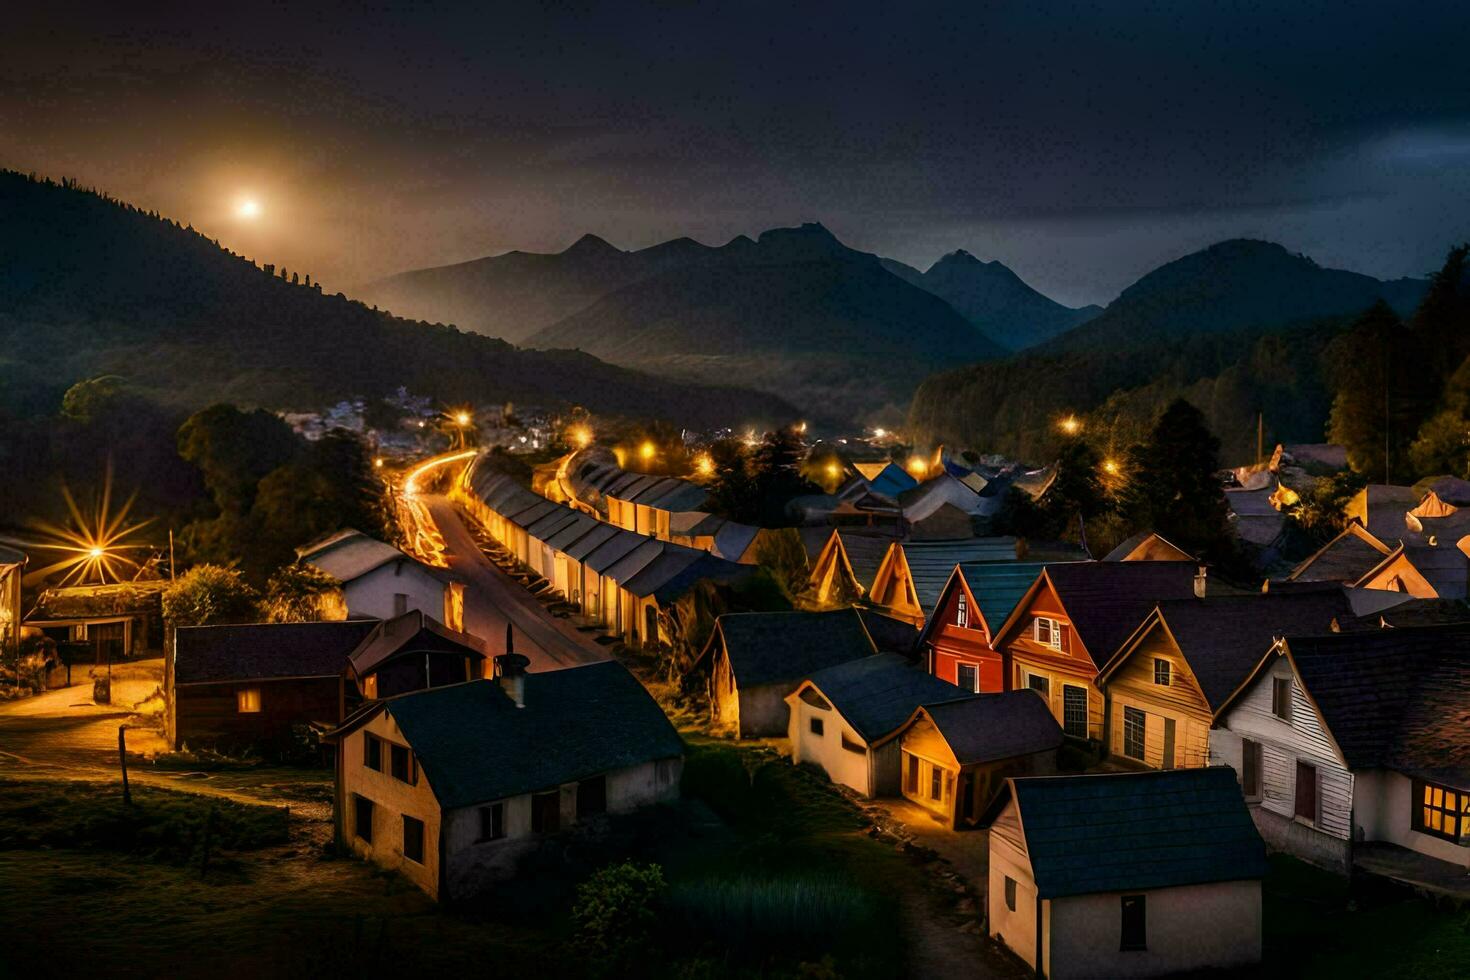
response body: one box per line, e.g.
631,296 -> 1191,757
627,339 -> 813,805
2,1 -> 1467,305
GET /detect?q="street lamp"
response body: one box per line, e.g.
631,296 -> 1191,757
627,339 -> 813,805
1058,415 -> 1081,437
639,441 -> 656,463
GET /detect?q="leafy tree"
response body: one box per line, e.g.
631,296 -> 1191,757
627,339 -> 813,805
59,375 -> 124,423
753,527 -> 810,603
571,862 -> 666,974
263,563 -> 346,623
1325,301 -> 1412,480
749,426 -> 820,526
177,404 -> 298,514
1289,470 -> 1368,544
1040,438 -> 1109,551
703,439 -> 759,523
1407,409 -> 1470,478
1119,399 -> 1233,559
163,564 -> 261,626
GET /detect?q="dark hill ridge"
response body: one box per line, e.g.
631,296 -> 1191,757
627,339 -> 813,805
0,171 -> 789,427
907,238 -> 1431,462
900,249 -> 1101,350
523,222 -> 1008,425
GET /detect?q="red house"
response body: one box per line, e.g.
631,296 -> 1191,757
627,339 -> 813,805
920,561 -> 1056,693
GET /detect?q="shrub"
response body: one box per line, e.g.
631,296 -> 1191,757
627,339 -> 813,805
162,564 -> 261,626
571,861 -> 666,973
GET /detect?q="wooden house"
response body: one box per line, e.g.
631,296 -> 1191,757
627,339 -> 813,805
866,537 -> 1021,627
1100,531 -> 1194,563
332,659 -> 683,900
1282,521 -> 1392,584
25,580 -> 167,660
785,653 -> 968,798
1353,542 -> 1469,599
1095,590 -> 1352,770
690,609 -> 878,737
880,691 -> 1063,828
298,529 -> 464,630
1211,623 -> 1470,874
806,529 -> 897,607
983,768 -> 1266,978
988,562 -> 1200,741
171,619 -> 378,753
345,610 -> 488,702
919,561 -> 1054,693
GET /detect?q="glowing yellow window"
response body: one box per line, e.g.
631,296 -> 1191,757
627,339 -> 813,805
236,687 -> 262,713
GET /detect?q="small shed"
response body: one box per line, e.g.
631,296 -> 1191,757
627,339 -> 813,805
346,610 -> 488,701
879,691 -> 1062,828
785,654 -> 968,797
983,768 -> 1265,978
25,580 -> 167,660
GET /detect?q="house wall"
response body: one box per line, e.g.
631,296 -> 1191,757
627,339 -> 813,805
1353,769 -> 1470,869
174,676 -> 340,753
927,584 -> 1003,692
868,548 -> 923,626
1047,880 -> 1261,979
1001,584 -> 1104,740
341,710 -> 442,899
988,801 -> 1040,970
737,681 -> 793,738
441,756 -> 683,899
899,716 -> 957,818
1211,657 -> 1355,873
1104,627 -> 1212,769
787,692 -> 873,796
346,562 -> 452,628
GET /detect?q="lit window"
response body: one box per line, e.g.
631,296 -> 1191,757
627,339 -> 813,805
1153,659 -> 1171,686
1413,780 -> 1468,843
1034,617 -> 1062,650
955,595 -> 969,628
236,687 -> 261,713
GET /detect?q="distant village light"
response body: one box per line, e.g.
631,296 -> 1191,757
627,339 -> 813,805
1058,415 -> 1082,436
1102,458 -> 1120,475
905,456 -> 929,478
694,453 -> 715,477
374,457 -> 385,468
873,427 -> 887,439
639,441 -> 656,461
455,411 -> 471,426
569,424 -> 593,449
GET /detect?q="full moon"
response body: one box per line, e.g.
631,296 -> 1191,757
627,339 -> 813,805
236,198 -> 261,219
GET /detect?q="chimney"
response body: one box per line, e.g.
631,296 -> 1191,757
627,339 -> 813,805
494,652 -> 530,707
1194,565 -> 1208,599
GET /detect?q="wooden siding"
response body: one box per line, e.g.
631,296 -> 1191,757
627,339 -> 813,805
928,583 -> 1004,691
1009,654 -> 1103,741
1103,625 -> 1212,768
175,676 -> 340,753
1217,656 -> 1353,840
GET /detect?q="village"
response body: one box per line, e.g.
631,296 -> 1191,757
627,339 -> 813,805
2,411 -> 1468,980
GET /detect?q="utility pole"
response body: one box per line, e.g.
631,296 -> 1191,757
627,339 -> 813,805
1257,413 -> 1264,466
118,724 -> 132,805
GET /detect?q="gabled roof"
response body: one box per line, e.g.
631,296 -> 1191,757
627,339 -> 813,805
1337,597 -> 1470,631
795,653 -> 969,742
346,609 -> 486,677
1354,543 -> 1470,598
697,609 -> 876,688
297,529 -> 418,584
711,522 -> 761,562
1345,484 -> 1419,539
370,664 -> 683,809
602,538 -> 666,583
581,529 -> 652,574
1278,625 -> 1470,786
982,768 -> 1267,899
898,473 -> 982,521
0,546 -> 26,567
840,532 -> 897,590
1286,521 -> 1393,583
894,690 -> 1063,766
952,561 -> 1055,636
543,512 -> 604,553
175,619 -> 379,684
1098,589 -> 1354,710
561,523 -> 620,562
858,608 -> 921,656
1102,531 -> 1195,563
867,463 -> 919,498
897,538 -> 1020,614
998,561 -> 1199,667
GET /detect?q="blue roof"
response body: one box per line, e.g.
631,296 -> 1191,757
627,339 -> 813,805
869,463 -> 919,498
802,653 -> 969,742
956,561 -> 1053,632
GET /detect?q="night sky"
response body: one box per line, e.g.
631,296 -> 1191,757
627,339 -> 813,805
5,1 -> 1468,306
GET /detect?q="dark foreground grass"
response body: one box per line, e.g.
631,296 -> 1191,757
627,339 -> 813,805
1264,854 -> 1470,978
0,777 -> 288,864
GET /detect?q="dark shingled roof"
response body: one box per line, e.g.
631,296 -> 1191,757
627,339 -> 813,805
840,531 -> 896,591
175,619 -> 379,684
1035,561 -> 1200,666
802,654 -> 968,742
989,768 -> 1267,899
1284,625 -> 1470,786
919,690 -> 1063,765
1109,590 -> 1353,710
706,609 -> 876,688
1338,597 -> 1470,631
380,663 -> 683,809
346,610 -> 486,677
1285,523 -> 1393,584
859,608 -> 921,657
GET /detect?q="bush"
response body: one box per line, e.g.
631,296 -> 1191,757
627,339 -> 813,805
570,861 -> 666,973
162,564 -> 261,626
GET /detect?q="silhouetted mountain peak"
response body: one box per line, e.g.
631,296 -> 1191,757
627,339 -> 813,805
563,233 -> 621,257
754,222 -> 849,259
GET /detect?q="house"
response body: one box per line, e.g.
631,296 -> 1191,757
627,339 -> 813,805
1095,590 -> 1352,770
920,561 -> 1054,693
171,619 -> 379,752
807,529 -> 897,607
332,658 -> 684,900
1,546 -> 25,666
298,529 -> 464,629
882,691 -> 1063,828
345,610 -> 487,702
690,609 -> 878,737
1344,484 -> 1420,539
1353,542 -> 1470,599
857,608 -> 920,657
1210,623 -> 1470,873
863,462 -> 919,499
25,580 -> 167,660
896,473 -> 985,539
1283,521 -> 1392,584
988,562 -> 1200,741
1101,532 -> 1193,563
866,537 -> 1021,627
785,653 -> 969,797
983,768 -> 1266,978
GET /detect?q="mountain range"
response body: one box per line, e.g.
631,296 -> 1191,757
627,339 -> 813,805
0,172 -> 788,428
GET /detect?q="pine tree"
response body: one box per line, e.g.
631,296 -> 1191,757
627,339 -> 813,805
1120,399 -> 1232,559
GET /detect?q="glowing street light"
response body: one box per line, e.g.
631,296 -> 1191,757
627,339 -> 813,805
825,462 -> 841,481
695,453 -> 715,477
905,456 -> 929,479
1058,415 -> 1082,436
455,411 -> 471,426
374,457 -> 385,469
1102,458 -> 1120,476
3,471 -> 154,587
568,424 -> 593,449
639,441 -> 656,462
873,427 -> 887,439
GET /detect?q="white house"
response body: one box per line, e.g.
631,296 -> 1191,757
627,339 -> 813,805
785,653 -> 967,797
1210,623 -> 1470,873
298,528 -> 463,630
982,768 -> 1265,979
331,657 -> 683,900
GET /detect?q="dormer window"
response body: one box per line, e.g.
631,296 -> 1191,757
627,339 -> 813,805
1034,617 -> 1062,650
955,595 -> 969,629
1153,659 -> 1171,686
